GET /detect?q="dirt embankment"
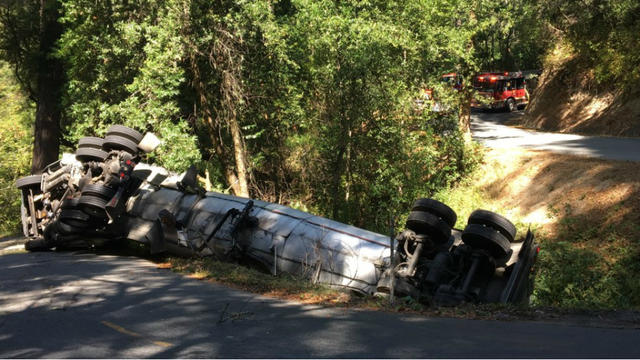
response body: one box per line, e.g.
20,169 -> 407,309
479,148 -> 639,236
473,148 -> 640,308
523,56 -> 640,137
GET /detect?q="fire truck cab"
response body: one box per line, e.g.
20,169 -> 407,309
472,71 -> 528,112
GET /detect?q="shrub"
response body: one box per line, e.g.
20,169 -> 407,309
0,62 -> 33,236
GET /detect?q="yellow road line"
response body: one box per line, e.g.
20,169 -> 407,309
101,320 -> 173,348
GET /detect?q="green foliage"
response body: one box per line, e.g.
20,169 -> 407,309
5,0 -> 499,232
52,0 -> 489,231
532,238 -> 640,309
258,0 -> 485,231
58,0 -> 199,171
435,161 -> 640,309
0,0 -> 41,99
471,0 -> 550,71
538,0 -> 640,87
0,61 -> 33,236
531,210 -> 640,309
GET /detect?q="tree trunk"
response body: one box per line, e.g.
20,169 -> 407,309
214,29 -> 250,198
31,0 -> 63,173
459,92 -> 472,142
330,138 -> 347,220
189,54 -> 241,195
228,113 -> 249,197
187,47 -> 249,197
330,82 -> 350,220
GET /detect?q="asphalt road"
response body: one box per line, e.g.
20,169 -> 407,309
1,251 -> 639,358
471,110 -> 640,162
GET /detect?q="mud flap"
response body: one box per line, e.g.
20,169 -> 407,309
106,187 -> 126,223
500,229 -> 538,303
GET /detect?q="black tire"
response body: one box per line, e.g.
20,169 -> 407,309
75,147 -> 109,162
103,135 -> 138,155
60,198 -> 80,209
394,277 -> 418,298
461,223 -> 511,259
411,198 -> 457,227
15,175 -> 42,189
59,209 -> 91,228
55,239 -> 90,251
78,195 -> 108,218
25,238 -> 51,251
77,137 -> 104,150
506,98 -> 516,112
106,125 -> 144,144
81,183 -> 116,200
56,220 -> 87,235
468,209 -> 517,242
405,211 -> 451,244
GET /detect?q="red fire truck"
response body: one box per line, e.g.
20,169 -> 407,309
472,71 -> 529,112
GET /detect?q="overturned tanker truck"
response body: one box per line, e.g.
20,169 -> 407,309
16,125 -> 538,306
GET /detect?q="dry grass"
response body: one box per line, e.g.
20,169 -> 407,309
163,257 -> 358,306
522,47 -> 640,137
436,147 -> 640,308
156,256 -> 551,321
477,148 -> 639,238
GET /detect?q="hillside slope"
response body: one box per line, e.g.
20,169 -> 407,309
437,147 -> 640,308
522,56 -> 640,137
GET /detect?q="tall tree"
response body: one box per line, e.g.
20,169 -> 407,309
180,0 -> 254,197
51,0 -> 489,231
57,0 -> 200,172
0,0 -> 64,173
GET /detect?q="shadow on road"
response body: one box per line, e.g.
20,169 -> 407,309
471,108 -> 526,125
1,251 -> 639,358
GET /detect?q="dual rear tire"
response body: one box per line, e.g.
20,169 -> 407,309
15,175 -> 43,190
462,209 -> 517,260
75,125 -> 143,160
102,125 -> 143,155
405,198 -> 456,245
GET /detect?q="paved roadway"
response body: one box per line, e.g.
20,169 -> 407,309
471,110 -> 640,162
1,251 -> 639,358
